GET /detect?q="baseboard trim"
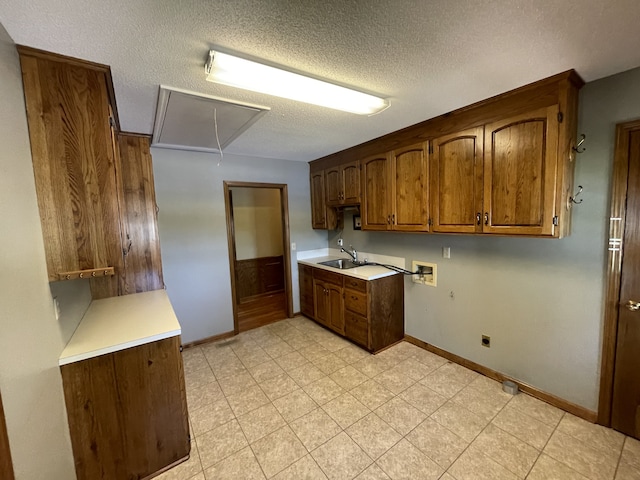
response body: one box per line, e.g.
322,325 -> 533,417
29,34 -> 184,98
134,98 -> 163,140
404,335 -> 598,423
182,330 -> 235,349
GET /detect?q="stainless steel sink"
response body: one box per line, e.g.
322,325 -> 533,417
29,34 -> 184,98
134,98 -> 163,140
318,259 -> 360,270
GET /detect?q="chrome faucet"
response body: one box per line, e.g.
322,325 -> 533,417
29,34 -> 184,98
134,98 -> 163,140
341,245 -> 357,263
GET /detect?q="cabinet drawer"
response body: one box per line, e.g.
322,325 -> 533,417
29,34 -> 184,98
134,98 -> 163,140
343,276 -> 366,293
345,289 -> 367,316
345,311 -> 368,348
313,268 -> 343,286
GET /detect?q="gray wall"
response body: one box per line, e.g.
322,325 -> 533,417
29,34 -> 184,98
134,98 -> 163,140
329,66 -> 640,411
0,24 -> 90,479
152,149 -> 326,343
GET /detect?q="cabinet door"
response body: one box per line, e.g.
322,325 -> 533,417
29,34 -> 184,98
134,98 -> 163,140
361,154 -> 391,231
328,283 -> 344,335
117,134 -> 164,294
310,171 -> 328,229
342,161 -> 361,204
313,280 -> 329,326
484,106 -> 559,235
391,142 -> 429,232
325,167 -> 342,206
19,50 -> 123,285
431,128 -> 484,233
298,264 -> 314,318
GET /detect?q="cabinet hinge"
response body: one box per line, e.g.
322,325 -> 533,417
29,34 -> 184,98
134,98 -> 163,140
557,112 -> 563,124
552,216 -> 559,226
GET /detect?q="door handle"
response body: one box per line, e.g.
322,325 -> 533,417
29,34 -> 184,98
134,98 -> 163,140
476,212 -> 481,226
387,215 -> 391,224
484,212 -> 489,226
625,300 -> 640,311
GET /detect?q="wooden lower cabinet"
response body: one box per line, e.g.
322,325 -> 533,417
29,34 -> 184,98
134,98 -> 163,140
299,264 -> 404,352
60,336 -> 190,480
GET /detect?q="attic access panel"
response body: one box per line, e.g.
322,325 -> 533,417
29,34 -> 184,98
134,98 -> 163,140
152,86 -> 270,152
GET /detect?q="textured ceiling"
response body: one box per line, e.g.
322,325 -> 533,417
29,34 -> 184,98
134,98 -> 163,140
2,0 -> 640,162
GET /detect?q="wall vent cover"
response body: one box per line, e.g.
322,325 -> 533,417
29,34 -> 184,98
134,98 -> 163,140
151,86 -> 270,152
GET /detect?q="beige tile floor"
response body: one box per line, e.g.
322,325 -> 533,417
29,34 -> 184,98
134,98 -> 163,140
158,316 -> 640,480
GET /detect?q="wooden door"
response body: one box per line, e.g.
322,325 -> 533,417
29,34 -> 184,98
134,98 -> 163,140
431,128 -> 484,233
391,142 -> 429,232
310,171 -> 328,229
361,154 -> 390,231
19,49 -> 122,288
328,283 -> 344,335
611,128 -> 640,438
325,167 -> 342,206
0,391 -> 14,480
342,161 -> 361,204
313,280 -> 329,327
117,134 -> 164,294
483,106 -> 559,235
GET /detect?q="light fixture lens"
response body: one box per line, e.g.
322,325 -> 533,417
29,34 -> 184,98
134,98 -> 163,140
205,50 -> 389,115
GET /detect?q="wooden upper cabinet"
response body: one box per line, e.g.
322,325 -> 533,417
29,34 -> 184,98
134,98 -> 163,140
326,161 -> 360,206
19,47 -> 123,287
310,170 -> 335,229
483,105 -> 559,236
117,134 -> 164,294
361,154 -> 391,231
390,142 -> 429,232
431,128 -> 484,233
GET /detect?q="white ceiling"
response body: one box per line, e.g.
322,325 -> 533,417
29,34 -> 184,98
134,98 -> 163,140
2,0 -> 640,162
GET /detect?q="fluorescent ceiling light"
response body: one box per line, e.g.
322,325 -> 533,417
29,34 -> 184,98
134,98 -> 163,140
205,50 -> 389,115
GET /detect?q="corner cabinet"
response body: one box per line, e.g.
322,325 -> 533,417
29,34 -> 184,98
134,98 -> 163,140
299,264 -> 404,352
19,47 -> 164,297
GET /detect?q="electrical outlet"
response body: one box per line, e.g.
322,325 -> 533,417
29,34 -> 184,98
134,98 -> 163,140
482,335 -> 491,348
338,238 -> 343,247
443,247 -> 450,259
291,242 -> 296,251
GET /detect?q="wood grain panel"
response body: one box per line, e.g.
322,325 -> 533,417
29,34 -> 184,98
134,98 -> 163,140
237,292 -> 287,332
117,134 -> 164,295
431,128 -> 484,233
391,142 -> 429,231
345,310 -> 369,349
598,119 -> 640,426
369,274 -> 404,352
299,264 -> 315,318
235,255 -> 285,300
342,161 -> 361,204
325,167 -> 341,205
311,171 -> 330,229
113,337 -> 190,476
611,129 -> 640,438
483,106 -> 558,235
309,70 -> 583,173
361,154 -> 390,231
61,351 -> 126,479
61,337 -> 190,479
328,284 -> 345,335
19,49 -> 122,292
0,390 -> 14,480
313,280 -> 329,327
344,289 -> 367,317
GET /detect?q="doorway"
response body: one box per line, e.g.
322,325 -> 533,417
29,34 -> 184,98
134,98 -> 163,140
599,118 -> 640,438
224,181 -> 293,333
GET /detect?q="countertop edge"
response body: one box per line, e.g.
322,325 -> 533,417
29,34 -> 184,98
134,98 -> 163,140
59,328 -> 182,366
298,257 -> 400,280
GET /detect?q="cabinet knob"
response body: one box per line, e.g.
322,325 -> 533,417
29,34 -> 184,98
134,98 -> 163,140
484,212 -> 489,225
387,215 -> 391,224
476,212 -> 481,226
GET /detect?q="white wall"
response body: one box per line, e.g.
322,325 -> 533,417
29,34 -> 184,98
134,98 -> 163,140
328,66 -> 640,411
0,24 -> 90,479
152,149 -> 326,343
231,187 -> 283,260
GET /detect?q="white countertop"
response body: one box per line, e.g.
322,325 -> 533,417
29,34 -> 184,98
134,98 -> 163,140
298,256 -> 400,280
59,289 -> 181,366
